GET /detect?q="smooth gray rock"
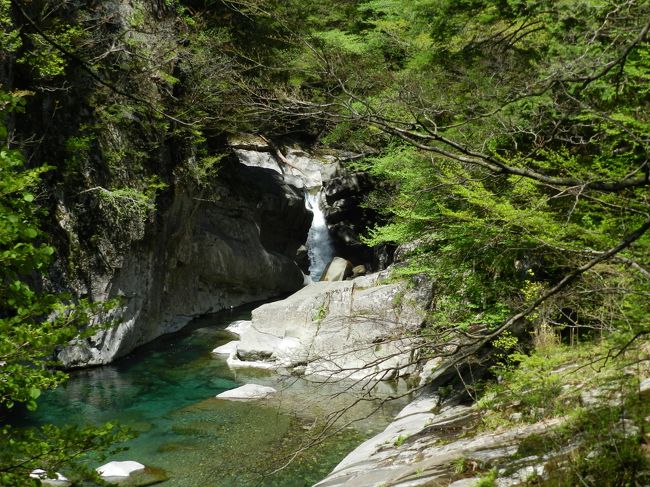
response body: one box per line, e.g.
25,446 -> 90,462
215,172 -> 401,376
314,394 -> 565,487
216,384 -> 277,401
351,264 -> 366,277
225,320 -> 252,338
231,271 -> 430,381
212,341 -> 239,356
321,257 -> 353,281
58,158 -> 309,368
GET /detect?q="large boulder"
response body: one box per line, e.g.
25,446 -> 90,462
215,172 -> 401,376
97,461 -> 145,478
314,395 -> 565,487
321,257 -> 353,281
227,271 -> 432,381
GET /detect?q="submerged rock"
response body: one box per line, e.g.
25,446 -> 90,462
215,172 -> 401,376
216,384 -> 277,401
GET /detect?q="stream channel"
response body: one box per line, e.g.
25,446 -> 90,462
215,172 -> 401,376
21,303 -> 407,486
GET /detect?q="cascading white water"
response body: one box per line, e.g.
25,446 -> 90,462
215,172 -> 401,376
305,190 -> 335,281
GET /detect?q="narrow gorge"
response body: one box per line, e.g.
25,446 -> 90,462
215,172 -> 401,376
1,1 -> 648,486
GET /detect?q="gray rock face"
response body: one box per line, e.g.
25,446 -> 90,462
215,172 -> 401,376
314,395 -> 566,487
58,159 -> 309,368
4,3 -> 313,369
322,167 -> 392,270
225,271 -> 432,381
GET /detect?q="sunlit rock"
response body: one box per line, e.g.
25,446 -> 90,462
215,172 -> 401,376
321,257 -> 353,281
30,469 -> 70,486
97,460 -> 145,478
216,383 -> 277,401
232,271 -> 432,381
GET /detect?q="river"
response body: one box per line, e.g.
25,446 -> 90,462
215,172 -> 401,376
21,303 -> 405,486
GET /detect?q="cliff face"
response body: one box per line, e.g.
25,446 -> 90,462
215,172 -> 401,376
57,159 -> 310,367
1,1 -> 311,366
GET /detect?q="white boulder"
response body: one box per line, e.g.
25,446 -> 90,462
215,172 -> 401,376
216,383 -> 277,401
233,271 -> 430,381
321,257 -> 353,281
212,341 -> 240,356
224,320 -> 252,338
96,461 -> 145,478
30,469 -> 70,486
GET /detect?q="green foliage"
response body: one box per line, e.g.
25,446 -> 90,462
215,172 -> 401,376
452,457 -> 469,474
17,24 -> 83,79
560,401 -> 650,486
487,343 -> 650,485
294,0 -> 650,365
95,178 -> 166,225
183,152 -> 225,186
313,303 -> 329,322
393,434 -> 409,447
475,468 -> 497,487
0,91 -> 129,483
0,0 -> 21,54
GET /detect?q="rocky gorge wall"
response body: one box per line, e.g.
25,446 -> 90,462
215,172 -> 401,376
2,1 -> 315,367
2,0 -> 396,368
58,158 -> 310,367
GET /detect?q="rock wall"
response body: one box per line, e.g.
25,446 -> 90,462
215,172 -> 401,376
322,165 -> 394,270
1,3 -> 313,367
58,158 -> 310,367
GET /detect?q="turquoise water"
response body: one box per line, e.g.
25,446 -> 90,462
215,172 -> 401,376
24,305 -> 403,486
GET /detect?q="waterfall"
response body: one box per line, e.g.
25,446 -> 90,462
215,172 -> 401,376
305,190 -> 335,281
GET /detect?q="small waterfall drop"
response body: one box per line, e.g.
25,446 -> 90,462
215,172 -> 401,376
305,190 -> 335,281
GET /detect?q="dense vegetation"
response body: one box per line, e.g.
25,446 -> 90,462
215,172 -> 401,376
0,92 -> 129,484
1,0 -> 648,484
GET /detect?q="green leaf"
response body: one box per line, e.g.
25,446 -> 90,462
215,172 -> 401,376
22,193 -> 34,202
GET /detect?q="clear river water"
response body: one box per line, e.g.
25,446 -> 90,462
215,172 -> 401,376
21,303 -> 405,486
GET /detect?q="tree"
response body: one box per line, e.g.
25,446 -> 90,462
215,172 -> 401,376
264,0 -> 650,355
239,5 -> 650,479
0,91 -> 129,485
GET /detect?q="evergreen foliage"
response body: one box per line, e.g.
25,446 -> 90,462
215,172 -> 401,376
0,92 -> 130,484
274,0 -> 650,346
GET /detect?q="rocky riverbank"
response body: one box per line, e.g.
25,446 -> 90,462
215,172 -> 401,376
213,270 -> 432,381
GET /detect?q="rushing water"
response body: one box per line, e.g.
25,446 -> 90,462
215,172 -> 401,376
305,191 -> 335,281
20,304 -> 403,486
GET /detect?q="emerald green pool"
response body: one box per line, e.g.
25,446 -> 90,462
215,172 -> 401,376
25,304 -> 405,486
